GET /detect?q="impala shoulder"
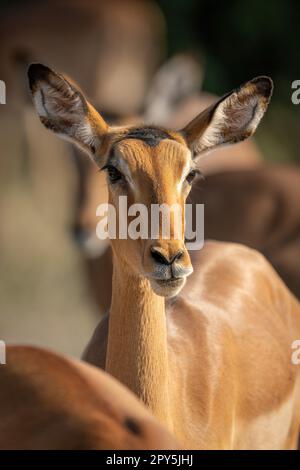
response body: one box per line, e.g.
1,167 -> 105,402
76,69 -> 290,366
221,241 -> 270,264
194,240 -> 270,267
223,241 -> 279,277
192,240 -> 278,290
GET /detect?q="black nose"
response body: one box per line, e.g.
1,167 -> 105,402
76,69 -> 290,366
150,247 -> 184,266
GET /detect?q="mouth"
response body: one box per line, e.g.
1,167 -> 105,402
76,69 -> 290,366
155,277 -> 184,287
149,276 -> 186,298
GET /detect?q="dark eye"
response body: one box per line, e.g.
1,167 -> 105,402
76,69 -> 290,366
186,169 -> 200,185
103,165 -> 123,184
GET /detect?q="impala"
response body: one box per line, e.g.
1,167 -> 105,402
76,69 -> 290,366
190,165 -> 300,300
29,63 -> 300,449
71,53 -> 264,314
1,0 -> 164,111
0,345 -> 178,450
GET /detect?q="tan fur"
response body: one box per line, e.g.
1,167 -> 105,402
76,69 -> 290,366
70,57 -> 264,314
29,66 -> 300,449
85,239 -> 300,449
0,345 -> 178,449
190,166 -> 300,300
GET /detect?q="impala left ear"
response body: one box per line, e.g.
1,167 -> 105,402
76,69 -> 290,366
180,76 -> 273,157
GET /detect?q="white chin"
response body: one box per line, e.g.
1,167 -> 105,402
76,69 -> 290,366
150,277 -> 186,298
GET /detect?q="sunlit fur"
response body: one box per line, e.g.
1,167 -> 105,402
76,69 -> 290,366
102,134 -> 194,297
29,64 -> 300,449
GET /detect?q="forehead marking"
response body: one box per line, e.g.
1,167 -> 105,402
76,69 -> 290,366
123,127 -> 175,147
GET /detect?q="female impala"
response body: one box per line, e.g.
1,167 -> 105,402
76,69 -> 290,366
71,53 -> 263,315
29,64 -> 300,449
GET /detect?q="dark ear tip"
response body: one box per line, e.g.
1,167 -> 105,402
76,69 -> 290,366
251,76 -> 274,99
27,63 -> 52,89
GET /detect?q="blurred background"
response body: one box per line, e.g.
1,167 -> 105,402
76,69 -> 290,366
158,0 -> 300,164
0,0 -> 299,357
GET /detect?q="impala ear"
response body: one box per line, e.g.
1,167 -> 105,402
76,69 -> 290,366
181,76 -> 273,157
28,63 -> 109,158
143,53 -> 203,125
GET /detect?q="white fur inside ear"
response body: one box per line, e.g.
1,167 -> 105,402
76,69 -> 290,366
30,66 -> 108,157
33,89 -> 48,117
33,81 -> 83,120
195,91 -> 264,153
31,78 -> 100,155
77,121 -> 101,152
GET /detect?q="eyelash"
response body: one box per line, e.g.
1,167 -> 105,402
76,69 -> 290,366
102,165 -> 123,184
185,169 -> 201,185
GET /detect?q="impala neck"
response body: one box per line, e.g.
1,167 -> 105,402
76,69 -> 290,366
105,254 -> 171,425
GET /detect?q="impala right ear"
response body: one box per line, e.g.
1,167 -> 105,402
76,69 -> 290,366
28,63 -> 109,159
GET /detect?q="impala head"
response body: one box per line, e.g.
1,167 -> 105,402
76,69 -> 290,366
28,64 -> 273,297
